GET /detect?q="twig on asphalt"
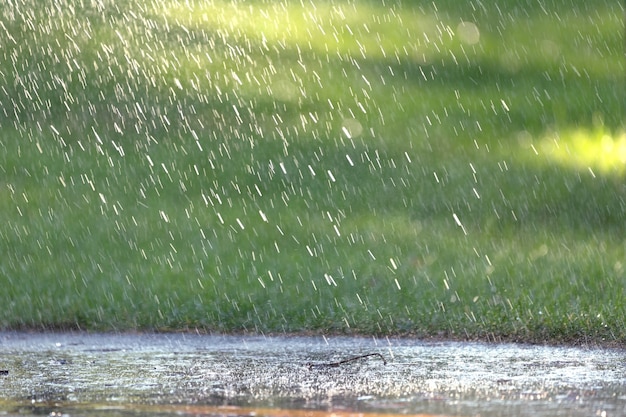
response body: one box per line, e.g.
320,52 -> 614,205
307,353 -> 387,370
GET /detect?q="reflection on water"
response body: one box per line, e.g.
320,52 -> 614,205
1,332 -> 625,417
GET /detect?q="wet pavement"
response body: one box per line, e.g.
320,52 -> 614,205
0,332 -> 625,417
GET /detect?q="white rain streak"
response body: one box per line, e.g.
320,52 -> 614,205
324,273 -> 337,287
453,213 -> 467,235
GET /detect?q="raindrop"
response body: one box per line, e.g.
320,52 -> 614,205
452,213 -> 467,235
324,273 -> 337,287
389,258 -> 398,270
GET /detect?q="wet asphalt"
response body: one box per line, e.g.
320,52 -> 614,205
0,332 -> 625,417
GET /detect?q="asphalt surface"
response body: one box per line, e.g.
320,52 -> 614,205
1,332 -> 625,417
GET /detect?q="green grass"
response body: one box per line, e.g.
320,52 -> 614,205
0,0 -> 625,344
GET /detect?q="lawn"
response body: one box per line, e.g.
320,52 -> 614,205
0,0 -> 624,344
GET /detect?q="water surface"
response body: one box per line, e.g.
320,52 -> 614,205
0,332 -> 624,417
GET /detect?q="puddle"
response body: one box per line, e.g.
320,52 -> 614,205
1,332 -> 625,417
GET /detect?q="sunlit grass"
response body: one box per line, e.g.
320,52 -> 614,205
537,127 -> 626,176
160,0 -> 443,60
